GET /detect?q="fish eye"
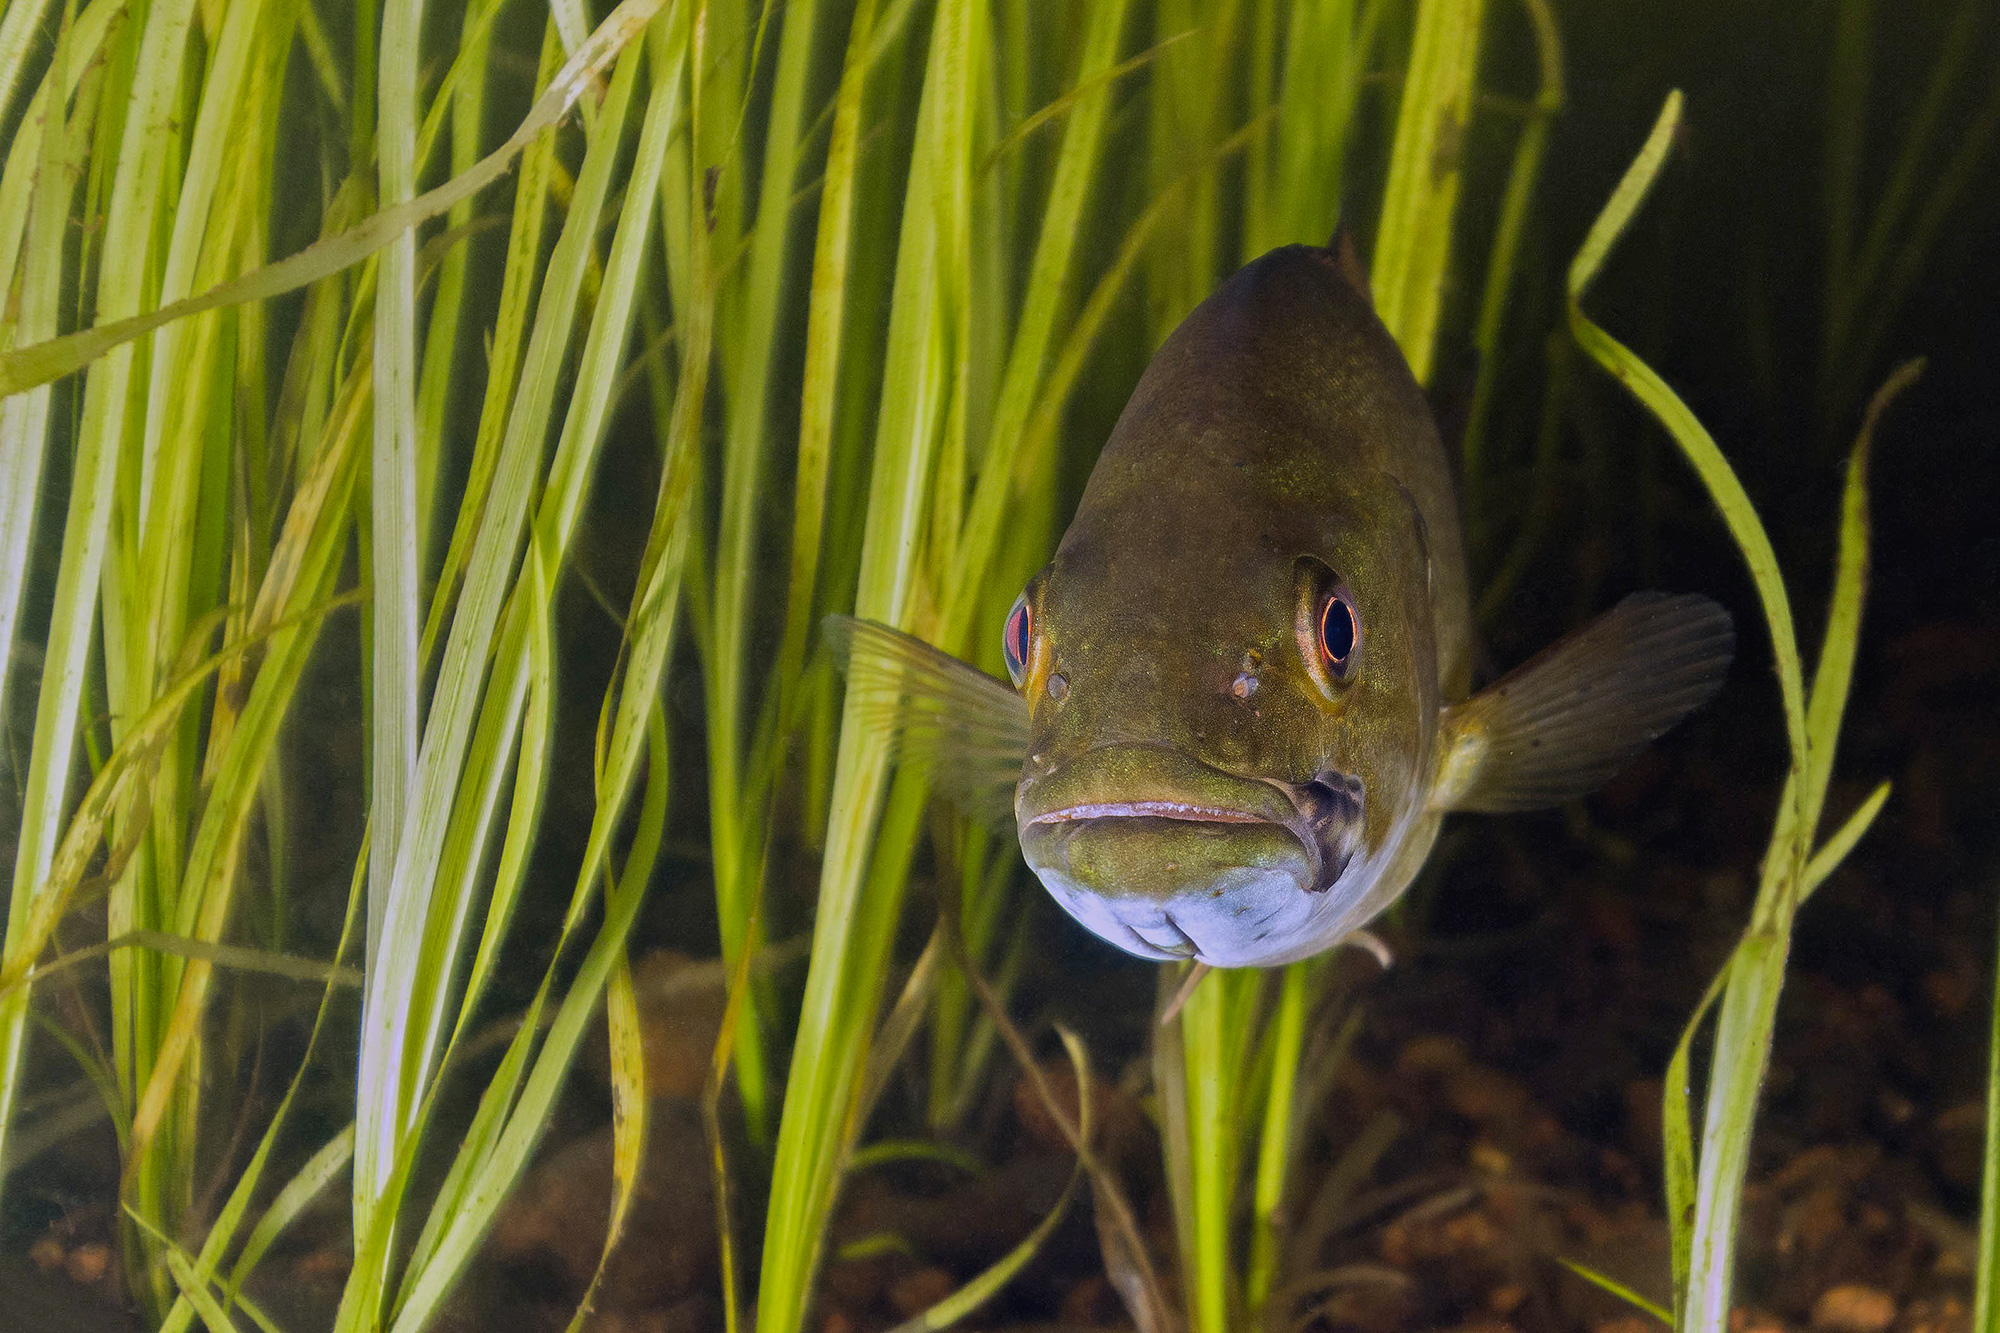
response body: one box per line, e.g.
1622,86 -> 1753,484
1319,592 -> 1358,675
1295,557 -> 1360,695
1003,593 -> 1033,687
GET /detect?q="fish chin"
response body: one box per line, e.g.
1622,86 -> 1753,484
1022,816 -> 1328,968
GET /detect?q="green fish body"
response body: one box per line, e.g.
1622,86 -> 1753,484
834,243 -> 1732,968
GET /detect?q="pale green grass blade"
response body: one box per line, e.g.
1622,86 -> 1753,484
12,931 -> 359,994
1145,0 -> 1235,337
127,369 -> 363,1162
1801,781 -> 1889,900
1176,965 -> 1256,1333
0,0 -> 57,130
443,14 -> 683,1049
1976,891 -> 2000,1333
160,1237 -> 246,1333
0,0 -> 118,319
420,22 -> 561,672
352,39 -> 643,1278
1799,362 -> 1919,838
856,928 -> 944,1127
0,0 -> 678,398
1246,959 -> 1310,1316
0,590 -> 351,996
391,650 -> 680,1332
363,0 -> 425,1030
1566,91 -> 1808,805
1685,934 -> 1787,1333
939,0 -> 1128,649
1371,0 -> 1485,385
1578,92 -> 1892,1333
226,1126 -> 356,1301
0,0 -> 82,865
1255,0 -> 1379,257
413,0 -> 506,569
757,6 -> 979,1328
1663,963 -> 1728,1309
381,21 -> 693,1309
0,0 -> 168,1199
704,0 -> 825,1146
775,0 -> 881,702
847,1138 -> 987,1176
560,952 -> 649,1333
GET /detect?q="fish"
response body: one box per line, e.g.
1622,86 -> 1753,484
829,242 -> 1734,970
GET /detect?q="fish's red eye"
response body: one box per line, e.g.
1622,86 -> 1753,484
1319,592 -> 1357,675
1003,595 -> 1033,687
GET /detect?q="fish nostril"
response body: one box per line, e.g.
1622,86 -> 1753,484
1230,671 -> 1258,700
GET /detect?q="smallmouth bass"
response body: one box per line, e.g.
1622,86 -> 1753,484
833,243 -> 1733,968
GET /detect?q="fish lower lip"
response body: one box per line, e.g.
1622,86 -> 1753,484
1028,802 -> 1275,826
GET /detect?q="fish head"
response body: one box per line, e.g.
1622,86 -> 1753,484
1010,461 -> 1441,969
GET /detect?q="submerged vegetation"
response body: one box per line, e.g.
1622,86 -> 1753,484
0,0 -> 1993,1330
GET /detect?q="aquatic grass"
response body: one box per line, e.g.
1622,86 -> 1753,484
0,4 -> 1968,1332
1570,91 -> 1904,1333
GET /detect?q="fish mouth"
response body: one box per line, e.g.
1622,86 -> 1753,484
1021,760 -> 1362,895
1030,801 -> 1273,825
1015,744 -> 1365,965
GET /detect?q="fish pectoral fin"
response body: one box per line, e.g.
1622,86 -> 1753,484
824,615 -> 1030,826
1431,592 -> 1735,813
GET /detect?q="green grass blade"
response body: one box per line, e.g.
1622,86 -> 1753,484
1801,780 -> 1889,901
1371,0 -> 1486,385
939,0 -> 1128,650
757,6 -> 979,1327
1976,892 -> 2000,1333
352,39 -> 644,1276
1246,959 -> 1310,1316
0,0 -> 57,130
703,0 -> 824,1146
1,0 -> 188,1198
363,0 -> 426,1014
1558,1257 -> 1673,1325
1799,362 -> 1919,840
1578,91 -> 1892,1333
0,0 -> 678,398
1567,91 -> 1809,829
1684,933 -> 1786,1333
1663,961 -> 1729,1310
1459,0 -> 1561,547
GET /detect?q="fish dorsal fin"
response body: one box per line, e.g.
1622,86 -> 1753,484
1326,227 -> 1374,308
824,615 -> 1031,825
1432,593 -> 1734,813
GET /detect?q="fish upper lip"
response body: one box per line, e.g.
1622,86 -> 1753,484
1017,745 -> 1362,893
1027,801 -> 1275,826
